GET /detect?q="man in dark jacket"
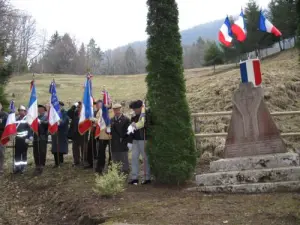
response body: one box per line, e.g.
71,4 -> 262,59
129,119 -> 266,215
67,101 -> 88,167
127,100 -> 151,185
33,104 -> 48,174
0,103 -> 7,175
14,105 -> 33,174
51,101 -> 69,167
110,103 -> 131,174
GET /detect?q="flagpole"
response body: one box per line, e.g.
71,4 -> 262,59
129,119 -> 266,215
12,135 -> 15,173
32,74 -> 41,170
53,77 -> 60,168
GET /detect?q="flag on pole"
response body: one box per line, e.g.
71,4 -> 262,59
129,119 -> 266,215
95,90 -> 111,138
231,9 -> 247,42
48,80 -> 61,134
26,80 -> 39,133
0,100 -> 17,145
78,75 -> 93,135
258,10 -> 282,36
239,59 -> 262,87
218,16 -> 233,47
135,101 -> 146,130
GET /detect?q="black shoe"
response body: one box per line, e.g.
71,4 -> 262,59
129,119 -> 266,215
128,179 -> 139,185
141,180 -> 151,185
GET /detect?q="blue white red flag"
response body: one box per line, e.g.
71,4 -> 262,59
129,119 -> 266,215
259,10 -> 281,36
218,16 -> 233,47
102,90 -> 111,127
0,100 -> 17,145
26,80 -> 39,133
231,9 -> 247,42
240,59 -> 262,87
78,75 -> 93,134
48,81 -> 61,134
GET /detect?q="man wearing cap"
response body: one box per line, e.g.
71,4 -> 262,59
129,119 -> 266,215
33,104 -> 48,174
67,101 -> 86,167
51,101 -> 69,167
14,105 -> 33,174
110,103 -> 131,174
0,103 -> 8,176
127,100 -> 151,185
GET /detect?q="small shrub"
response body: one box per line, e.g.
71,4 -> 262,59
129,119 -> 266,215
93,162 -> 127,197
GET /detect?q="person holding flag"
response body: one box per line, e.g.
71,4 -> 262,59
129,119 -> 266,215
0,103 -> 8,175
14,105 -> 33,174
78,74 -> 94,167
0,100 -> 17,173
94,89 -> 113,174
48,80 -> 69,167
27,79 -> 48,174
127,100 -> 151,185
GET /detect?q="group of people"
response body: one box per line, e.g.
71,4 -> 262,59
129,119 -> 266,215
0,99 -> 151,185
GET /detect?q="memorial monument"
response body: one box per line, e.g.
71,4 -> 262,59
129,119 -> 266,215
195,59 -> 300,193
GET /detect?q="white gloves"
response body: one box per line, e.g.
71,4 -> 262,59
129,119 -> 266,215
127,143 -> 133,150
90,117 -> 97,122
74,102 -> 79,107
29,136 -> 33,141
25,139 -> 29,144
38,119 -> 41,124
127,124 -> 136,135
106,127 -> 111,134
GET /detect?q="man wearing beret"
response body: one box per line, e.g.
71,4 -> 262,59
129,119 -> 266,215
33,104 -> 49,174
110,103 -> 131,174
127,100 -> 151,185
51,101 -> 69,167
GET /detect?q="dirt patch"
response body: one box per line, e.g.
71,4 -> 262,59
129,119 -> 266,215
1,153 -> 300,225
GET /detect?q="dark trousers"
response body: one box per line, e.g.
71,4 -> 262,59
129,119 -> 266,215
87,138 -> 97,167
96,140 -> 111,173
72,137 -> 84,165
15,137 -> 28,170
53,153 -> 64,165
33,140 -> 47,168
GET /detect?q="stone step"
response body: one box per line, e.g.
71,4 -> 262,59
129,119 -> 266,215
196,166 -> 300,186
210,152 -> 299,172
195,181 -> 300,193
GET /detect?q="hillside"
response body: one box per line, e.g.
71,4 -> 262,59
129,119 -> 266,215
1,49 -> 300,225
112,19 -> 223,52
6,48 -> 300,153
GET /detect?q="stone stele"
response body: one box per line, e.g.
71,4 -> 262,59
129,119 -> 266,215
224,82 -> 286,158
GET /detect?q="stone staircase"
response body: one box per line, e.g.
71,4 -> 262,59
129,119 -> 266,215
195,152 -> 300,193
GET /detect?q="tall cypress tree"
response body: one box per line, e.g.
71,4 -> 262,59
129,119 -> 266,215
145,0 -> 196,184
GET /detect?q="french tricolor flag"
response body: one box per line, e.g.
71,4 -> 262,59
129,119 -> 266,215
240,59 -> 262,87
95,90 -> 111,138
48,80 -> 61,134
78,75 -> 93,135
218,16 -> 233,47
259,10 -> 282,37
26,80 -> 39,133
0,100 -> 17,145
231,9 -> 247,42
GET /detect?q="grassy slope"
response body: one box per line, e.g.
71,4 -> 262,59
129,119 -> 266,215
1,49 -> 300,225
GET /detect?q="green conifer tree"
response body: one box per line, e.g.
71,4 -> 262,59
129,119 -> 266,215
145,0 -> 196,184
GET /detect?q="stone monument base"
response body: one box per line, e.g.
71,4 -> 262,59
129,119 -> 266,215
193,153 -> 300,193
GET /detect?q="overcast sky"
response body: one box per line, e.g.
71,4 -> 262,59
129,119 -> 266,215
11,0 -> 270,50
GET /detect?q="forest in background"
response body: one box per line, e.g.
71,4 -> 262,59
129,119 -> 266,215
0,0 -> 298,76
